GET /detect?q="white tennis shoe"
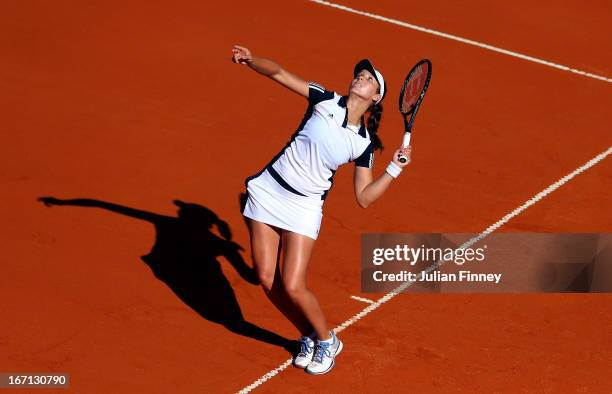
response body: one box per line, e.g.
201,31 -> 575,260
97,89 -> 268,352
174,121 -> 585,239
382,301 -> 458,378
293,335 -> 316,368
305,331 -> 343,375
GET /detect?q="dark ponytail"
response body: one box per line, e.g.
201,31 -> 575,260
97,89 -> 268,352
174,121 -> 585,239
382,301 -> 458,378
367,103 -> 384,152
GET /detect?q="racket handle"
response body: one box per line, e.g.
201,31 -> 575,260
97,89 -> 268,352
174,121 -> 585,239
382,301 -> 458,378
402,132 -> 411,148
398,132 -> 411,163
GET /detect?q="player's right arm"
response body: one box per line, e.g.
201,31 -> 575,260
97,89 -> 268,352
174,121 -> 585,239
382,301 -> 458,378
353,146 -> 412,208
232,45 -> 309,98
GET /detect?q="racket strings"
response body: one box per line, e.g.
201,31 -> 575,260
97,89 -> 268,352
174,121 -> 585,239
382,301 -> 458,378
401,63 -> 429,114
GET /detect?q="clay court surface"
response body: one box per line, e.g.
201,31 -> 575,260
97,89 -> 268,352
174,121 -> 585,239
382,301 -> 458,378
2,1 -> 611,392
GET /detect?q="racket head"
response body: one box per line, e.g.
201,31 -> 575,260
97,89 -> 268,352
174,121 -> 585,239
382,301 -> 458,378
399,59 -> 432,116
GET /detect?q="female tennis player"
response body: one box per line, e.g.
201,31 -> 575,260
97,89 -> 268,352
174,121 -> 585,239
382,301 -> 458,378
232,45 -> 411,375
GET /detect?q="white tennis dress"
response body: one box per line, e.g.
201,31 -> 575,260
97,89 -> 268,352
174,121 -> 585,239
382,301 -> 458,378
242,83 -> 375,239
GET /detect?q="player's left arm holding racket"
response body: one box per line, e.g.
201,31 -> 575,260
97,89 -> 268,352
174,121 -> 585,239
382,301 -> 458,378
232,45 -> 310,98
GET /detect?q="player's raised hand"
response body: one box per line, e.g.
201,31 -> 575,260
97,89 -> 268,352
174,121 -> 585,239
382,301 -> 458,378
232,45 -> 252,65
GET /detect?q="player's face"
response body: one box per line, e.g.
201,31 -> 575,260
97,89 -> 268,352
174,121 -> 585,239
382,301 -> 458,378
349,70 -> 380,103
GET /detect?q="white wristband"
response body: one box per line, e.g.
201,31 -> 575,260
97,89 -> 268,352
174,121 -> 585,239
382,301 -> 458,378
385,161 -> 402,178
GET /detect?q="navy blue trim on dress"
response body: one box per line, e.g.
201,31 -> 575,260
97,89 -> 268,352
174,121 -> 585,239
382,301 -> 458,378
308,83 -> 334,105
321,169 -> 337,200
244,98 -> 317,188
338,95 -> 368,138
358,121 -> 367,138
266,166 -> 307,197
354,143 -> 374,168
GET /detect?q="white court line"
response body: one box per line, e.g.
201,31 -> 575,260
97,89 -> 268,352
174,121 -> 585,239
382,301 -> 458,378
308,0 -> 612,83
350,295 -> 375,304
237,146 -> 611,393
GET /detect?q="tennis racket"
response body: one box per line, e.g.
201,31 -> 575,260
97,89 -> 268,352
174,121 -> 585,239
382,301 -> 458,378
398,59 -> 432,163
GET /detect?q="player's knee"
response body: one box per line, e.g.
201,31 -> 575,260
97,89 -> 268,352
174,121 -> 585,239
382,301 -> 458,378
283,278 -> 306,300
257,270 -> 275,292
251,251 -> 276,291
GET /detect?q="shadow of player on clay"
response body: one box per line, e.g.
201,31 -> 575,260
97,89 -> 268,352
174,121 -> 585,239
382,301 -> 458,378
38,196 -> 296,354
